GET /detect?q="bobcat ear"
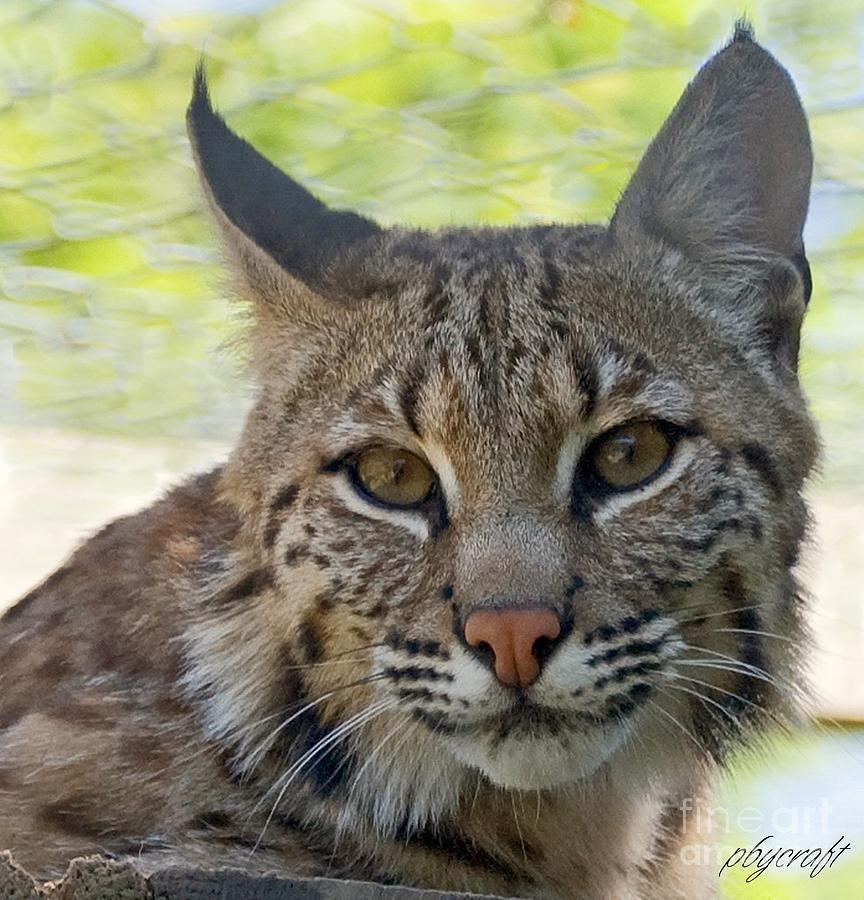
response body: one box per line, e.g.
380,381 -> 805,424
187,65 -> 383,303
610,22 -> 812,300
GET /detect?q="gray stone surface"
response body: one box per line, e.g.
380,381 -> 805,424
0,854 -> 519,900
150,867 -> 516,900
0,852 -> 40,900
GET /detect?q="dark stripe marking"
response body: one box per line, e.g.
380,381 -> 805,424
399,363 -> 425,437
385,665 -> 454,683
38,795 -> 120,840
297,615 -> 324,665
740,443 -> 784,498
570,483 -> 597,523
284,544 -> 309,566
396,686 -> 452,704
216,568 -> 273,607
411,709 -> 458,735
386,632 -> 450,659
589,636 -> 667,668
576,356 -> 599,421
264,484 -> 300,547
425,288 -> 451,324
271,653 -> 358,797
564,574 -> 585,599
693,569 -> 766,761
538,252 -> 564,313
393,821 -> 527,880
678,519 -> 742,553
191,810 -> 233,829
584,608 -> 659,646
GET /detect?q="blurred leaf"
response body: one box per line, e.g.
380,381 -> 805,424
0,0 -> 861,482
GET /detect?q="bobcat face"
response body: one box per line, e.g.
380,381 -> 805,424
186,23 -> 817,826
233,235 -> 812,793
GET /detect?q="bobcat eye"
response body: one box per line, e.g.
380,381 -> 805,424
588,421 -> 672,490
353,447 -> 436,508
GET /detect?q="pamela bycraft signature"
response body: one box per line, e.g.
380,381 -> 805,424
719,835 -> 851,883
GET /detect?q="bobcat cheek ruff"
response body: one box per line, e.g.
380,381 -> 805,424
1,22 -> 817,900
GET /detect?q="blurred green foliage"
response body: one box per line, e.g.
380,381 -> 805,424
1,0 -> 863,484
717,726 -> 864,899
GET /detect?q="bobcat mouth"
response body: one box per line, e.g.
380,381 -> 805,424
442,701 -> 637,789
488,682 -> 654,733
432,624 -> 675,787
414,683 -> 652,740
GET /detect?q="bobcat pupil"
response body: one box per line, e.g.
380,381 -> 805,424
607,435 -> 636,466
592,422 -> 671,489
355,447 -> 434,507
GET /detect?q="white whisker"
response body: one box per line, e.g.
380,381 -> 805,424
675,602 -> 770,624
346,715 -> 413,808
645,698 -> 703,751
243,673 -> 388,774
710,627 -> 797,644
676,659 -> 777,687
668,671 -> 759,712
253,699 -> 397,850
661,681 -> 741,726
678,645 -> 780,686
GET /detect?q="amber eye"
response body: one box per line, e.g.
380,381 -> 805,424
354,447 -> 436,508
588,421 -> 672,490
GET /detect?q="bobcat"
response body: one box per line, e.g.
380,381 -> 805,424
0,22 -> 817,900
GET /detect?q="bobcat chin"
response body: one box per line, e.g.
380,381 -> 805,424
0,22 -> 817,900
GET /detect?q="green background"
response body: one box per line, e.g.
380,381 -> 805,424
2,0 -> 864,486
1,1 -> 862,897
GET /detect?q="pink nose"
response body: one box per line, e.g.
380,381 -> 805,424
463,607 -> 561,688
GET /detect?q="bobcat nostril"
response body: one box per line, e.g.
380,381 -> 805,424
532,634 -> 557,665
462,606 -> 562,689
474,640 -> 495,665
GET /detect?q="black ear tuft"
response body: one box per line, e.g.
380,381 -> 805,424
190,60 -> 211,119
187,64 -> 383,294
611,30 -> 812,278
731,17 -> 755,43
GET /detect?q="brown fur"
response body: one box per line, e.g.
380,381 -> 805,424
0,24 -> 817,899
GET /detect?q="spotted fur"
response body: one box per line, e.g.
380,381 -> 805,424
0,24 -> 817,899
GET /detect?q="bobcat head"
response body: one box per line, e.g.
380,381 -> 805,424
183,24 -> 817,837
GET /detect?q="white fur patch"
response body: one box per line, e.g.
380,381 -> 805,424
592,440 -> 697,524
330,476 -> 429,541
420,438 -> 461,516
446,719 -> 632,789
595,353 -> 627,394
343,723 -> 470,838
553,428 -> 589,503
